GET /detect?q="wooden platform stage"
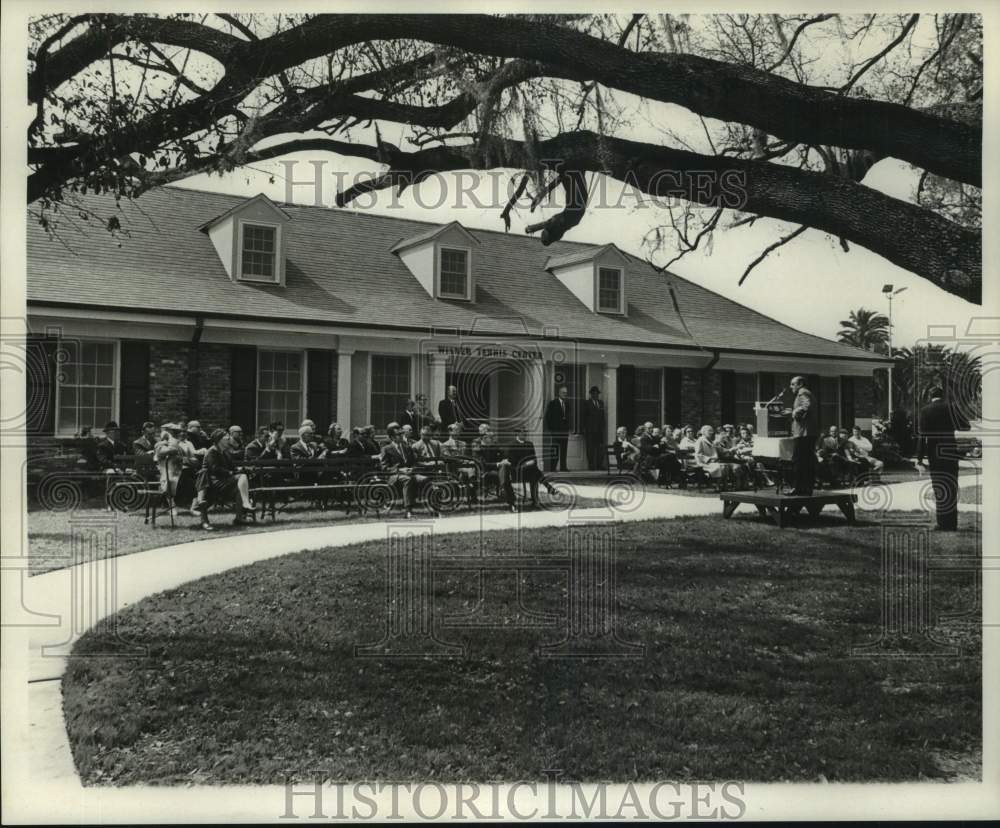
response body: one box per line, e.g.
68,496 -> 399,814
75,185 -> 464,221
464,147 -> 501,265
719,491 -> 859,528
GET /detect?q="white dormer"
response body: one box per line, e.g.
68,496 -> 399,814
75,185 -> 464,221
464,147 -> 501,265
544,243 -> 629,316
198,194 -> 292,286
391,221 -> 479,301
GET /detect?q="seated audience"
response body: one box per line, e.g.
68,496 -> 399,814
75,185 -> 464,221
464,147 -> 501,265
816,425 -> 849,486
442,422 -> 477,501
472,423 -> 510,502
290,425 -> 325,459
678,426 -> 698,451
155,422 -> 200,510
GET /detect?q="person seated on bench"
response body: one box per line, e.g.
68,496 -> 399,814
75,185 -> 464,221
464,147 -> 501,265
442,422 -> 478,502
197,428 -> 255,530
155,422 -> 200,514
816,425 -> 849,487
381,424 -> 430,519
290,425 -> 325,459
732,425 -> 775,487
473,423 -> 509,501
95,421 -> 128,472
714,424 -> 738,460
243,426 -> 270,461
412,424 -> 444,471
836,427 -> 865,483
218,425 -> 245,460
612,426 -> 639,472
678,425 -> 698,451
654,423 -> 683,487
694,425 -> 745,488
131,421 -> 159,455
504,425 -> 553,509
324,423 -> 349,455
848,425 -> 884,475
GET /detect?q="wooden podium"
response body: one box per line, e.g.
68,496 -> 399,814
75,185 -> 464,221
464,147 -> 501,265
754,401 -> 790,438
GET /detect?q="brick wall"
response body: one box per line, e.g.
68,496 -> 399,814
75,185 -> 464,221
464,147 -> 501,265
148,341 -> 191,425
196,344 -> 232,431
678,368 -> 724,428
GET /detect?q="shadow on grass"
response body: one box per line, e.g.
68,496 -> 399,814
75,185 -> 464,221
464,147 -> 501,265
63,513 -> 981,785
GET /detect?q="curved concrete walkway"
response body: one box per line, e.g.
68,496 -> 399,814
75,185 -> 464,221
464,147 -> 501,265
19,477 -> 980,803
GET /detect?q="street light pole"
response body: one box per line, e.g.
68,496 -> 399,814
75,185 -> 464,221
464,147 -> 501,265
882,284 -> 907,418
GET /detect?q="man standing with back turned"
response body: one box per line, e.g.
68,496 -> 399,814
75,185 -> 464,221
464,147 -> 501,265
917,386 -> 970,531
782,375 -> 818,496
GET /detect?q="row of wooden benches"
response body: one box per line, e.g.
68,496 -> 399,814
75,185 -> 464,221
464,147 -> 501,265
102,452 -> 545,525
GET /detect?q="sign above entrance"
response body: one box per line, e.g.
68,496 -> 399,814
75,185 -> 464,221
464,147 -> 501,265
433,344 -> 543,361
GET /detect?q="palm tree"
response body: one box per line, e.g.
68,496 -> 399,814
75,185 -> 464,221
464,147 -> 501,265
837,308 -> 891,352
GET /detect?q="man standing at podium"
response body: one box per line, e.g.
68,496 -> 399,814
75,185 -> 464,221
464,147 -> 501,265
782,375 -> 818,495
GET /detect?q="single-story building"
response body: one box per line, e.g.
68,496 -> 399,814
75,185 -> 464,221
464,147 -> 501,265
26,186 -> 889,466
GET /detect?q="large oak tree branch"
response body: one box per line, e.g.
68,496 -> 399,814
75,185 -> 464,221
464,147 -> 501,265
279,130 -> 978,301
33,14 -> 981,185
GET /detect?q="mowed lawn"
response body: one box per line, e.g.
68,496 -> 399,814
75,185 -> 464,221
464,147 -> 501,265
63,512 -> 981,785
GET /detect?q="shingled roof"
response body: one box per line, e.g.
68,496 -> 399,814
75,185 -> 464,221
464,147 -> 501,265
26,186 -> 885,363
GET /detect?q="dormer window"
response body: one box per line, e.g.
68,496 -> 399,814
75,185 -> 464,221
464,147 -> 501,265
198,193 -> 291,286
597,267 -> 624,314
391,221 -> 478,301
239,222 -> 279,282
544,243 -> 629,316
438,247 -> 471,300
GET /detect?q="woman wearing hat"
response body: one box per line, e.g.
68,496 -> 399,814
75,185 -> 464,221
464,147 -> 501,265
197,428 -> 255,529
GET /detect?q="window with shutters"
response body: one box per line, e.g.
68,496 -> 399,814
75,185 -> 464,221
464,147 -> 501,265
238,222 -> 280,283
55,339 -> 118,436
438,247 -> 471,299
257,350 -> 304,428
370,354 -> 411,430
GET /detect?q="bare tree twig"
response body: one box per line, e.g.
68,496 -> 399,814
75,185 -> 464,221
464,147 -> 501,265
738,224 -> 808,285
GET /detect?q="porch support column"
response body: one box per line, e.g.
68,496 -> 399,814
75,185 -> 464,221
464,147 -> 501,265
604,363 -> 619,447
429,354 -> 448,417
525,358 -> 546,441
337,349 -> 354,429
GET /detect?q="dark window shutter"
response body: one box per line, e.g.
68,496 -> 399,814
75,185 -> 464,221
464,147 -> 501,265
230,345 -> 257,431
119,341 -> 150,440
720,370 -> 736,426
664,367 -> 682,426
840,376 -> 855,428
617,364 -> 636,432
306,349 -> 333,431
25,336 -> 57,436
758,372 -> 775,402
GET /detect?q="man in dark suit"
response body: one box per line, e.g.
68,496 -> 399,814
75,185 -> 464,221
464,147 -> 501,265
781,375 -> 818,495
381,424 -> 430,518
917,386 -> 970,531
400,399 -> 422,432
131,421 -> 159,455
544,386 -> 571,472
580,385 -> 607,471
95,421 -> 128,471
438,385 -> 462,431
